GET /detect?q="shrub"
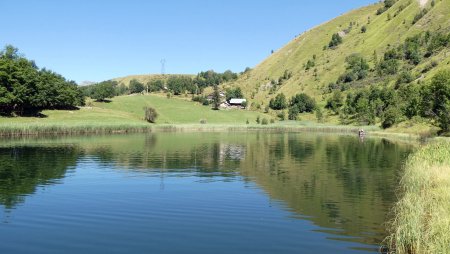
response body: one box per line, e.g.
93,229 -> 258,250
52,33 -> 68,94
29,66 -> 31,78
143,107 -> 158,123
288,107 -> 299,120
361,26 -> 367,33
328,33 -> 343,48
269,93 -> 288,110
261,118 -> 269,125
200,119 -> 207,124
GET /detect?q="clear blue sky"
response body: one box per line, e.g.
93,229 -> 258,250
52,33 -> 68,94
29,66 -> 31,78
1,0 -> 376,84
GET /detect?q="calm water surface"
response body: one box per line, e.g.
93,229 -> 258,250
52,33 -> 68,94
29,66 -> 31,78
0,132 -> 413,253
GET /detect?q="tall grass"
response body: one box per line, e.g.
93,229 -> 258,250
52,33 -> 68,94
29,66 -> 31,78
0,123 -> 152,137
386,141 -> 450,254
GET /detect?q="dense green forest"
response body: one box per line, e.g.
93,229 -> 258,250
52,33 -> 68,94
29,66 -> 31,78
0,45 -> 84,115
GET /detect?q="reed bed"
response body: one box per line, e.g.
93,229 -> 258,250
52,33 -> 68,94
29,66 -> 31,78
386,141 -> 450,254
0,123 -> 152,137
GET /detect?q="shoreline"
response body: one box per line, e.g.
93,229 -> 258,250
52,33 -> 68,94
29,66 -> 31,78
0,122 -> 423,140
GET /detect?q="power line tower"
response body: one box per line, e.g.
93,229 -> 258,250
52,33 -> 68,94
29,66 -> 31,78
160,59 -> 166,75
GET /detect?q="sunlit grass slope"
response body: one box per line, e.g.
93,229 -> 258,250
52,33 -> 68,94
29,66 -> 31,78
229,0 -> 450,104
0,94 -> 269,136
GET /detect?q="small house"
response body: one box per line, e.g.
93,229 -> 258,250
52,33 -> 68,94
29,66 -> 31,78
229,99 -> 247,106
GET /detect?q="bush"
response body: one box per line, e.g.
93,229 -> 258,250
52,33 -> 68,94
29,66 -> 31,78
326,91 -> 343,113
290,93 -> 316,113
261,118 -> 269,125
143,107 -> 158,123
269,93 -> 288,110
361,26 -> 367,33
382,106 -> 402,129
288,107 -> 299,120
200,119 -> 207,124
328,33 -> 343,48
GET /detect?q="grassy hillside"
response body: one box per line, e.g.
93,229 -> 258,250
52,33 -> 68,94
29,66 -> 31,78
228,0 -> 450,106
0,94 -> 269,135
113,74 -> 194,87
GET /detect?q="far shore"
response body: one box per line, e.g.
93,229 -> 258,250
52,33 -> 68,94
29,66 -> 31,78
0,122 -> 432,142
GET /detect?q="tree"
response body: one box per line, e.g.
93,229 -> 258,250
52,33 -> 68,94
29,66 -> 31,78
290,93 -> 316,113
326,91 -> 343,114
91,81 -> 116,101
0,45 -> 84,115
226,87 -> 243,101
269,93 -> 287,110
338,54 -> 369,83
426,70 -> 450,132
212,84 -> 220,110
129,79 -> 145,94
144,106 -> 158,123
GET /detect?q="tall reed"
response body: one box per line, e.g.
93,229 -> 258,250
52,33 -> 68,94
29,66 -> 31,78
386,141 -> 450,253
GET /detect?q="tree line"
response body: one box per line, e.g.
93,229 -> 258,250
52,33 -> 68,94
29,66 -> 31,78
81,69 -> 243,102
0,45 -> 84,115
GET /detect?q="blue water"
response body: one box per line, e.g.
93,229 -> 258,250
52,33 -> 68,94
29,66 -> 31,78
0,133 -> 413,253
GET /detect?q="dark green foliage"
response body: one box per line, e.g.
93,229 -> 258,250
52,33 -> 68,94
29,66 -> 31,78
147,80 -> 165,93
226,87 -> 243,101
403,35 -> 422,65
116,84 -> 129,95
167,76 -> 194,95
412,8 -> 428,24
361,26 -> 367,33
395,71 -> 415,88
212,84 -> 220,110
377,59 -> 399,76
426,32 -> 449,56
194,70 -> 238,91
305,59 -> 315,70
329,33 -> 343,48
129,79 -> 145,94
377,0 -> 397,15
382,106 -> 402,128
277,111 -> 286,121
143,106 -> 158,123
269,93 -> 288,110
261,118 -> 269,125
89,81 -> 117,101
0,45 -> 84,115
338,54 -> 369,83
290,93 -> 316,113
316,108 -> 324,123
326,91 -> 343,113
288,106 -> 299,120
425,70 -> 450,132
192,95 -> 210,106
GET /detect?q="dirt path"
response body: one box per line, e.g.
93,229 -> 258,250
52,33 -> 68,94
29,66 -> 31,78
418,0 -> 429,8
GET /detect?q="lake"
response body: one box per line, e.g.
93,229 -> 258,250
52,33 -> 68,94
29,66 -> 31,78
0,132 -> 414,253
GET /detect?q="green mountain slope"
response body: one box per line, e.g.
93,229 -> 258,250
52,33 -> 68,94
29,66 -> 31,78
229,0 -> 450,106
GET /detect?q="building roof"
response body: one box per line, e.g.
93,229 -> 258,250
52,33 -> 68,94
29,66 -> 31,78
229,99 -> 247,104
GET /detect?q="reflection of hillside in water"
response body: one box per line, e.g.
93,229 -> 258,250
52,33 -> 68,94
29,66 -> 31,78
239,134 -> 413,247
0,132 -> 413,248
0,146 -> 80,209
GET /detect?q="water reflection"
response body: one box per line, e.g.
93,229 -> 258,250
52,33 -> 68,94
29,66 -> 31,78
0,132 -> 413,251
0,146 -> 79,209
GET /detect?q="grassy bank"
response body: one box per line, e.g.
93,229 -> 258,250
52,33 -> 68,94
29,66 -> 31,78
386,141 -> 450,254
